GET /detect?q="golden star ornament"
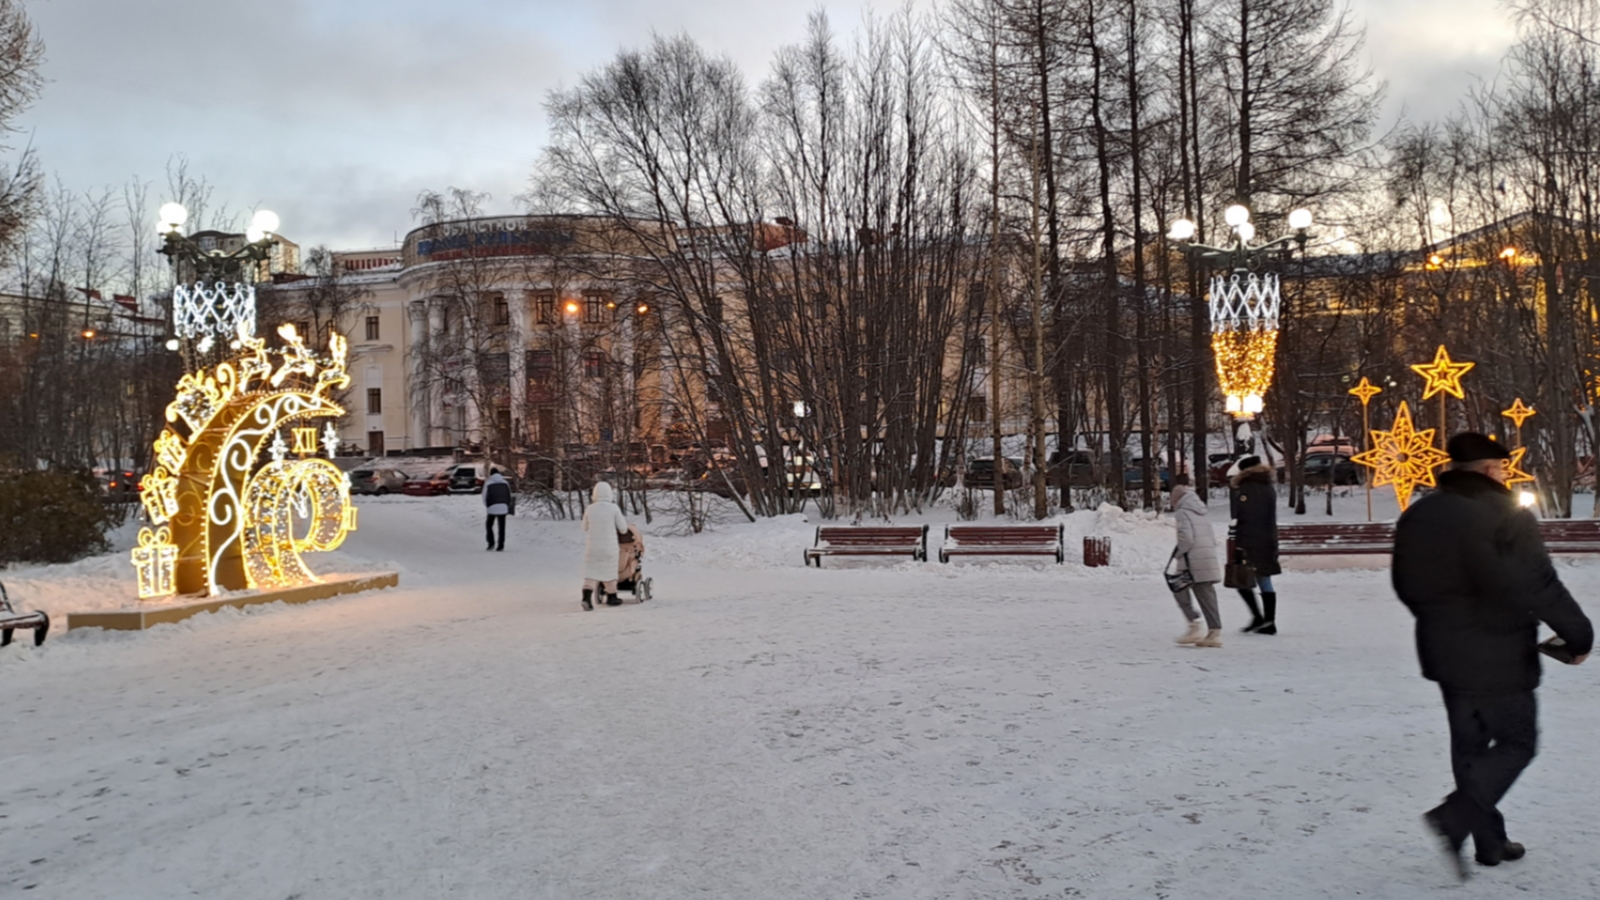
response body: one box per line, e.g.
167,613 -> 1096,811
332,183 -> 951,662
1347,376 -> 1382,406
1411,345 -> 1475,400
1504,445 -> 1535,488
1350,401 -> 1452,510
1501,398 -> 1536,429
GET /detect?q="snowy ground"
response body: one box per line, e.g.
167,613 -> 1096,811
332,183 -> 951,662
3,491 -> 1599,899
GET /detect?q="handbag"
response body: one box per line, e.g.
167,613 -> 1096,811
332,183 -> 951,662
1223,547 -> 1257,590
1164,550 -> 1194,593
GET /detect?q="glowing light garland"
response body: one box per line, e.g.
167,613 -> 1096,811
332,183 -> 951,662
1505,446 -> 1536,488
1209,272 -> 1281,417
173,281 -> 257,340
132,324 -> 354,598
1350,401 -> 1451,510
1502,398 -> 1536,429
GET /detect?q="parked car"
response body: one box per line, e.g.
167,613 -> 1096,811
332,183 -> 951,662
97,468 -> 143,501
1122,459 -> 1171,492
1048,450 -> 1100,487
402,470 -> 453,496
1302,452 -> 1362,486
965,457 -> 1024,490
448,462 -> 513,494
348,467 -> 408,496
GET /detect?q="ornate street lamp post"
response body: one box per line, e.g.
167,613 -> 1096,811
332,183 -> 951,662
155,202 -> 281,364
1168,204 -> 1312,453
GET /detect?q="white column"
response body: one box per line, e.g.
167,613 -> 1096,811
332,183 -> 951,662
407,300 -> 430,449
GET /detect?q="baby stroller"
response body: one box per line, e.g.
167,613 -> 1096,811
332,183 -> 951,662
617,524 -> 653,602
1,580 -> 50,648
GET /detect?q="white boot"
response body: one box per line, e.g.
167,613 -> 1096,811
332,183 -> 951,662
1175,620 -> 1205,645
1196,628 -> 1223,648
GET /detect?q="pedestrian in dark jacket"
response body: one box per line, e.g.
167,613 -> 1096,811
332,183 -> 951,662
1228,455 -> 1281,633
483,471 -> 512,551
1393,432 -> 1592,879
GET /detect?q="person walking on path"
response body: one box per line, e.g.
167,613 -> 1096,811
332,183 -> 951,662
580,481 -> 631,610
1229,455 -> 1281,633
1168,473 -> 1224,647
1392,432 -> 1593,879
483,471 -> 512,552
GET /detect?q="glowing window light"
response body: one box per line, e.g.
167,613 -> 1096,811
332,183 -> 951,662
1350,401 -> 1451,510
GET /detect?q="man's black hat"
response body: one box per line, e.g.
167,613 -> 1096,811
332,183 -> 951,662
1446,431 -> 1512,462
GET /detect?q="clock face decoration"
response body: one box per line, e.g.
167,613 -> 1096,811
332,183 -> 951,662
133,324 -> 356,598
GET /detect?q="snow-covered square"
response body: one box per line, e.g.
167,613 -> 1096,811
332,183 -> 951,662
5,494 -> 1598,899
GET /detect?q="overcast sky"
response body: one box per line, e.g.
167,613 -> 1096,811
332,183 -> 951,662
19,0 -> 1520,251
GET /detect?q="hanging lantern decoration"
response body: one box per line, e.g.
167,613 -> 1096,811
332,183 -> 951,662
1209,271 -> 1280,418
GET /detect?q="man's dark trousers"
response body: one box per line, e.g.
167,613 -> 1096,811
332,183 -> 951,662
1434,688 -> 1537,853
485,514 -> 506,550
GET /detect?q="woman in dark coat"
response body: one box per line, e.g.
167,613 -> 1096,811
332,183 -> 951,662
1229,455 -> 1282,634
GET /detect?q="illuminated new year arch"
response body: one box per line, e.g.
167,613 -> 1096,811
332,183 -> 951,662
133,325 -> 357,598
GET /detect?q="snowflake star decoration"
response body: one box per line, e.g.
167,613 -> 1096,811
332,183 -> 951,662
1351,401 -> 1451,510
1411,345 -> 1475,400
1501,398 -> 1536,430
1348,376 -> 1382,406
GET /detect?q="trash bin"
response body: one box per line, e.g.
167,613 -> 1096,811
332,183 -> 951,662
1083,536 -> 1110,567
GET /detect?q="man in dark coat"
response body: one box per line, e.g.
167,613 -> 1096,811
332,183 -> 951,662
1392,432 -> 1592,879
1229,455 -> 1282,633
483,471 -> 513,551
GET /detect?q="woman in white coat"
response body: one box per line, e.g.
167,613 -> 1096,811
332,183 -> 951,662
1168,473 -> 1224,647
581,481 -> 631,610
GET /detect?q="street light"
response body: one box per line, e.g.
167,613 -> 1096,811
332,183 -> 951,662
157,200 -> 281,360
1169,203 -> 1314,435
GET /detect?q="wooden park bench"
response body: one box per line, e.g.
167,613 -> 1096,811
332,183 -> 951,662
939,525 -> 1065,564
0,580 -> 50,648
805,526 -> 928,567
1278,518 -> 1600,556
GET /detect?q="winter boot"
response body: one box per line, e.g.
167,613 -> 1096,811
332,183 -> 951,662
1196,629 -> 1223,648
581,589 -> 594,612
1257,592 -> 1278,635
606,592 -> 622,607
1175,620 -> 1205,645
1238,589 -> 1266,633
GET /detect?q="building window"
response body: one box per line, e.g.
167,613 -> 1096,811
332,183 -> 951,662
367,388 -> 382,415
493,295 -> 510,326
365,315 -> 380,341
968,395 -> 988,423
294,320 -> 311,341
584,351 -> 606,379
535,292 -> 555,325
584,292 -> 606,324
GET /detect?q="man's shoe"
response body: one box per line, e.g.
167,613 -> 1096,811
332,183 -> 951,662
1476,841 -> 1525,866
1423,808 -> 1469,882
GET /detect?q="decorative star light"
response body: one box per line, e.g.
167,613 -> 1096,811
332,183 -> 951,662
1505,445 -> 1536,488
269,431 -> 289,463
1501,398 -> 1536,429
1411,345 -> 1475,400
1348,376 -> 1382,406
322,422 -> 341,457
1350,401 -> 1452,510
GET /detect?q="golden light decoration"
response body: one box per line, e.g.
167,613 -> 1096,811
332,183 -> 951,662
132,324 -> 354,598
1501,398 -> 1536,429
1411,345 -> 1475,400
1350,401 -> 1452,510
1209,272 -> 1281,418
1348,376 -> 1382,406
1504,446 -> 1535,488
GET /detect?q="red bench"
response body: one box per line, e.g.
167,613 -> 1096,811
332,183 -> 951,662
1278,519 -> 1600,556
939,525 -> 1065,563
805,526 -> 928,567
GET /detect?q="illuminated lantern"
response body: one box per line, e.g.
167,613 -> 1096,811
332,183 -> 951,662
1209,272 -> 1280,419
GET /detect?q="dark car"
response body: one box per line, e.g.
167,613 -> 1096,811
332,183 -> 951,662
1122,459 -> 1172,492
98,468 -> 143,501
965,457 -> 1024,490
1302,452 -> 1361,486
448,462 -> 514,494
402,470 -> 452,496
1048,450 -> 1100,487
348,467 -> 408,496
